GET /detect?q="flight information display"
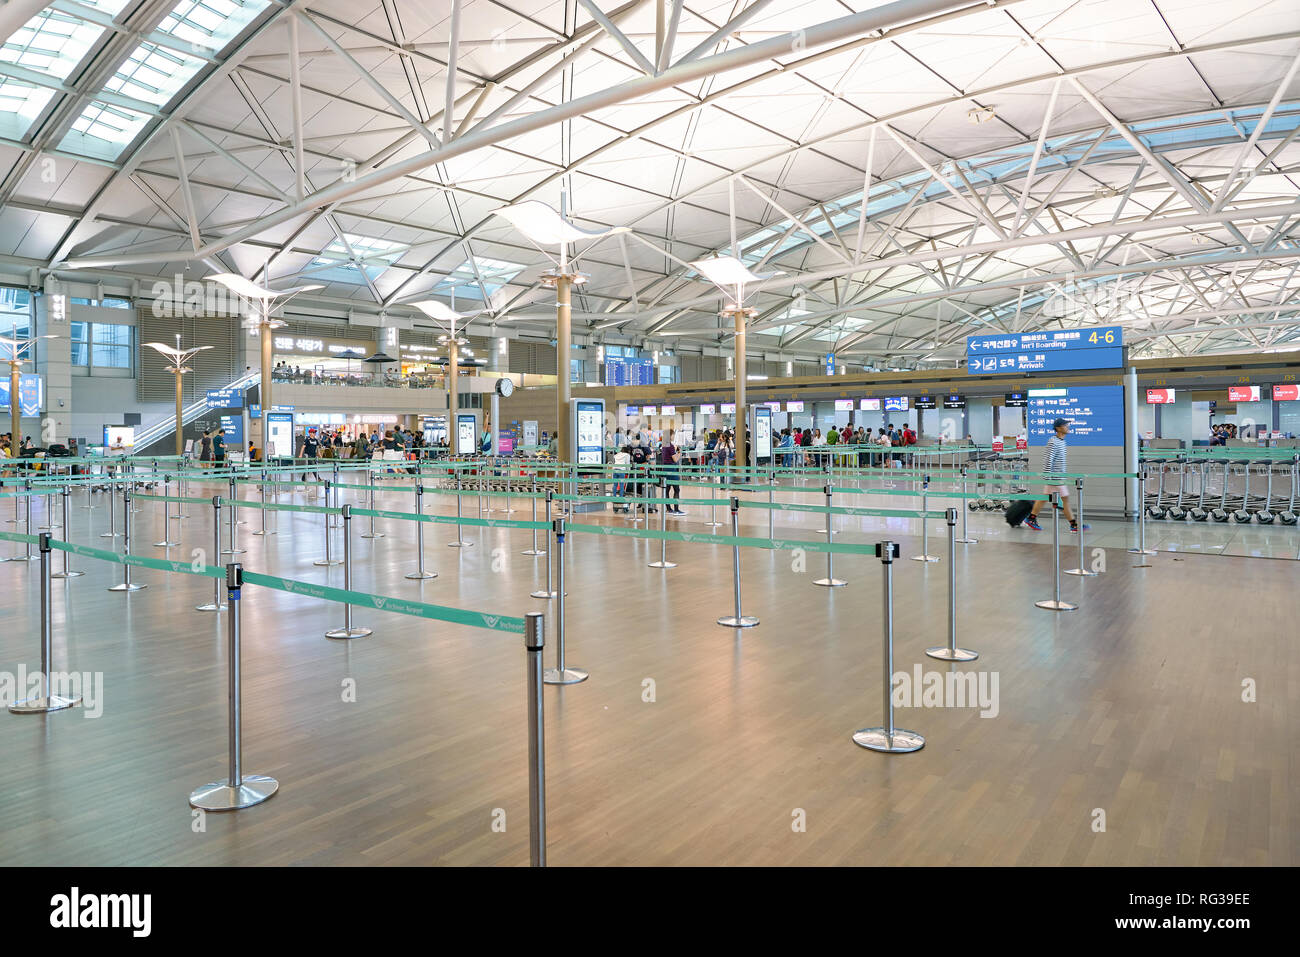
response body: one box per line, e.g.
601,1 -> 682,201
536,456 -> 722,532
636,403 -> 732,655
967,326 -> 1123,373
604,356 -> 655,386
1026,386 -> 1124,447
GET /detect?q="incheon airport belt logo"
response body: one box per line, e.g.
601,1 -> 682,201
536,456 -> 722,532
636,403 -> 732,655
0,667 -> 103,718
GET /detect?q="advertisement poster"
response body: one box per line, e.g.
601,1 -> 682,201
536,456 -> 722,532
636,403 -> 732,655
498,430 -> 515,454
522,420 -> 538,449
0,373 -> 44,416
575,400 -> 604,465
266,413 -> 295,458
456,413 -> 477,455
755,405 -> 772,460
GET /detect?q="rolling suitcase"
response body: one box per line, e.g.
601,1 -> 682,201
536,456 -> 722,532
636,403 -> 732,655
1005,499 -> 1034,527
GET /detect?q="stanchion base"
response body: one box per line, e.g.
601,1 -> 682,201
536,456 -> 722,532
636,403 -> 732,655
7,554 -> 39,562
813,529 -> 839,536
1063,568 -> 1097,577
221,547 -> 247,555
1035,599 -> 1078,611
852,727 -> 925,753
50,570 -> 84,579
195,602 -> 228,612
154,541 -> 180,547
446,541 -> 474,548
647,560 -> 677,568
813,577 -> 847,587
250,530 -> 277,536
530,590 -> 564,599
9,693 -> 82,714
97,532 -> 121,538
955,538 -> 979,544
925,646 -> 979,662
360,533 -> 385,539
717,615 -> 759,628
704,522 -> 724,528
107,582 -> 147,592
312,558 -> 344,566
521,548 -> 547,556
189,774 -> 279,811
543,667 -> 589,685
1127,548 -> 1156,555
325,626 -> 373,640
910,555 -> 940,563
405,571 -> 438,580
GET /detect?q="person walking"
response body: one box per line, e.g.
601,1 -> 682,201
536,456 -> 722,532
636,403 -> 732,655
660,428 -> 683,514
1025,417 -> 1088,532
297,428 -> 322,482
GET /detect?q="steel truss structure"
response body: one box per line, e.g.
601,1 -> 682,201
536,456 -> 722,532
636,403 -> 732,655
1,0 -> 1297,364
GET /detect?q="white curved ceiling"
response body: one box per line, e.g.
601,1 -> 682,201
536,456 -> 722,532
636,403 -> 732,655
2,0 -> 1299,365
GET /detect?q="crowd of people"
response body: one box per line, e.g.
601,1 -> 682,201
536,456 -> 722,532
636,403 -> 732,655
1209,423 -> 1239,445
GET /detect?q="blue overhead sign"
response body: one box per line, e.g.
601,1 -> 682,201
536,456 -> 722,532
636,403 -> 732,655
966,326 -> 1123,373
1026,387 -> 1125,448
206,387 -> 243,409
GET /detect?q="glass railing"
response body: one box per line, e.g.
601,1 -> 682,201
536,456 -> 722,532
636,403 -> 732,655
270,370 -> 445,390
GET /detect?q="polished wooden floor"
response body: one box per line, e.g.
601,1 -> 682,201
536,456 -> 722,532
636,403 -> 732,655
0,477 -> 1294,865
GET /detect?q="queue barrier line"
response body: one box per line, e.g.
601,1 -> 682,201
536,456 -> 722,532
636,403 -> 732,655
563,520 -> 915,556
849,486 -> 1051,502
351,507 -> 549,532
0,530 -> 524,634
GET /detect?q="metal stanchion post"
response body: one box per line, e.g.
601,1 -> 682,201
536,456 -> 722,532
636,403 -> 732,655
912,474 -> 939,562
326,505 -> 372,639
956,465 -> 978,544
108,487 -> 146,592
927,509 -> 978,661
717,497 -> 759,628
222,475 -> 245,555
51,487 -> 82,578
1036,495 -> 1078,611
11,482 -> 38,561
813,484 -> 846,587
38,484 -> 58,530
405,483 -> 437,580
9,533 -> 81,713
525,612 -> 547,867
190,563 -> 279,810
155,475 -> 179,547
705,468 -> 723,527
1129,468 -> 1155,563
252,469 -> 274,536
314,482 -> 342,566
1065,478 -> 1097,577
447,473 -> 472,547
768,468 -> 775,540
99,478 -> 119,539
648,476 -> 676,569
531,490 -> 556,598
543,517 -> 587,684
853,541 -> 924,753
522,475 -> 545,556
330,461 -> 341,527
196,497 -> 227,611
361,466 -> 383,539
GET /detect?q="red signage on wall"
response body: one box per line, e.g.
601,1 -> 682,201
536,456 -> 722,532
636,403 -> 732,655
1015,435 -> 1027,451
1228,385 -> 1261,402
992,438 -> 1004,452
1273,384 -> 1300,401
1146,388 -> 1176,404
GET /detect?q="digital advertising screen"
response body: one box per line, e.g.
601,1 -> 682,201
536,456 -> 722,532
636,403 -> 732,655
720,403 -> 736,414
698,404 -> 716,415
755,405 -> 772,460
574,400 -> 605,465
1146,388 -> 1175,404
967,326 -> 1123,373
267,413 -> 295,458
913,396 -> 937,410
0,373 -> 43,416
1273,384 -> 1299,401
859,398 -> 881,411
642,405 -> 657,416
624,405 -> 640,416
834,399 -> 854,411
498,430 -> 515,454
660,405 -> 676,415
456,413 -> 477,455
1228,386 -> 1261,402
1027,386 -> 1125,447
765,401 -> 782,411
102,426 -> 134,451
883,396 -> 909,412
786,401 -> 804,412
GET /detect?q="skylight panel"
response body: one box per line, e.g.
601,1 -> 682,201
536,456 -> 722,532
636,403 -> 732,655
0,78 -> 55,140
809,317 -> 870,342
58,100 -> 151,160
155,0 -> 272,58
308,233 -> 407,284
755,307 -> 810,337
1,8 -> 107,82
101,40 -> 207,106
433,257 -> 526,300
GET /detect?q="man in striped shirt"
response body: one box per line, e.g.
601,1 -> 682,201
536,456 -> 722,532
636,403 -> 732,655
1025,417 -> 1087,532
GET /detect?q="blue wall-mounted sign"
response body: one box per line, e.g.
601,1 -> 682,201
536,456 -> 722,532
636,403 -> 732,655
967,326 -> 1123,373
1026,386 -> 1125,447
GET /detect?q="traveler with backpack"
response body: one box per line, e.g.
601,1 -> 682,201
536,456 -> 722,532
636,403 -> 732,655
1024,417 -> 1088,532
659,429 -> 683,514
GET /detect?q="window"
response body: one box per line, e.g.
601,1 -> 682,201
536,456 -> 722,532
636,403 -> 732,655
570,358 -> 584,383
71,322 -> 133,374
70,296 -> 133,308
658,364 -> 677,384
0,287 -> 32,340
